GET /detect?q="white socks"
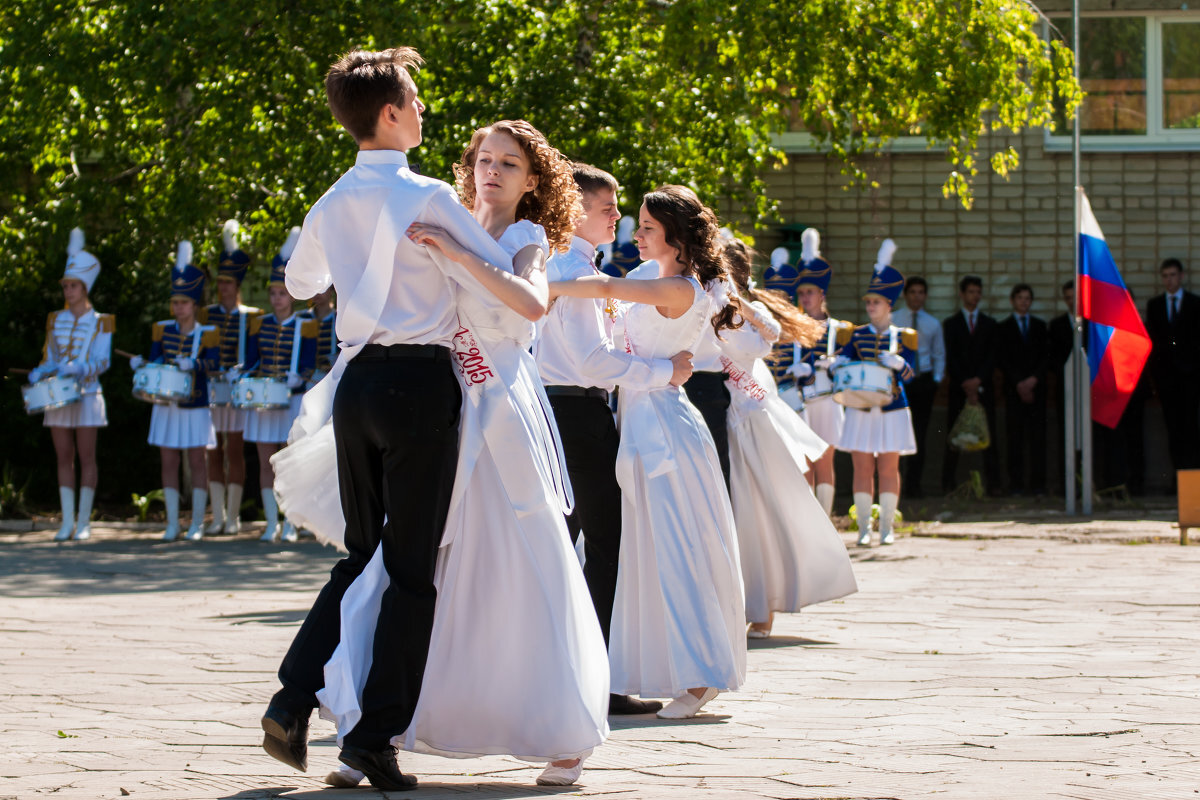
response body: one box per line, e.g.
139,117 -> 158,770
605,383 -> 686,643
186,488 -> 208,540
260,488 -> 279,542
816,483 -> 835,518
55,486 -> 75,541
163,487 -> 181,541
206,482 -> 226,534
75,487 -> 94,540
224,483 -> 243,534
854,491 -> 873,546
878,492 -> 898,545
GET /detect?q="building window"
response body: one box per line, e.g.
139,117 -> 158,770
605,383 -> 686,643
1046,13 -> 1200,151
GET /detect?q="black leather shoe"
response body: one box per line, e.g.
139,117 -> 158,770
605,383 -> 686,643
609,693 -> 663,715
338,744 -> 418,791
260,705 -> 309,772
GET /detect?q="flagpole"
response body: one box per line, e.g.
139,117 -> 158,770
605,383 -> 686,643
1071,0 -> 1093,516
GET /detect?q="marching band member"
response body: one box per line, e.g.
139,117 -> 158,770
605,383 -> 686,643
832,239 -> 917,546
239,245 -> 316,543
130,242 -> 220,541
28,228 -> 112,541
787,229 -> 846,517
200,220 -> 261,536
303,283 -> 337,377
762,245 -> 803,411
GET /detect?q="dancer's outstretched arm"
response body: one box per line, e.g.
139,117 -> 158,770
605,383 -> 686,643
407,222 -> 547,321
550,274 -> 694,318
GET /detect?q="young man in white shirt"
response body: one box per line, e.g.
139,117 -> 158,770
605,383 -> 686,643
261,48 -> 522,791
893,276 -> 945,496
534,164 -> 692,715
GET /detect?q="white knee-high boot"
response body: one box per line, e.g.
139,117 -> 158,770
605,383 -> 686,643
206,482 -> 226,534
878,492 -> 899,545
816,483 -> 835,518
55,486 -> 75,541
853,491 -> 874,547
260,488 -> 280,542
75,487 -> 95,540
224,483 -> 243,534
162,487 -> 181,541
185,487 -> 208,541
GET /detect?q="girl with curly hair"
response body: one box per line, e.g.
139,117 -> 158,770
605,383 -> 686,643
318,119 -> 605,790
547,185 -> 748,720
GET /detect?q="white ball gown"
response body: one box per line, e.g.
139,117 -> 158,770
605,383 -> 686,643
273,221 -> 609,762
724,301 -> 858,625
609,275 -> 746,698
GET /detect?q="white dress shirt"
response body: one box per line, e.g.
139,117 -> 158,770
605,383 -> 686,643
535,236 -> 673,392
892,306 -> 945,381
285,149 -> 513,349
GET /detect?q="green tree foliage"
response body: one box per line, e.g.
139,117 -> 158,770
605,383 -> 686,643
0,0 -> 1077,507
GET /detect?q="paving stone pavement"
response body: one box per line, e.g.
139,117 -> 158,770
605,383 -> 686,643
2,525 -> 1199,800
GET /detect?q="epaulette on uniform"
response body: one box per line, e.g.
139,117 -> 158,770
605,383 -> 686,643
900,327 -> 919,351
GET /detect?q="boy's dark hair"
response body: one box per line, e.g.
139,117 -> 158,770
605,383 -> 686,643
325,47 -> 423,142
904,276 -> 928,292
1061,278 -> 1075,292
959,275 -> 983,293
1161,257 -> 1184,273
1010,282 -> 1034,300
571,163 -> 619,198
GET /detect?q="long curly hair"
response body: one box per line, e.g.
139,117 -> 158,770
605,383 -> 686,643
642,185 -> 741,336
453,119 -> 583,254
725,238 -> 821,347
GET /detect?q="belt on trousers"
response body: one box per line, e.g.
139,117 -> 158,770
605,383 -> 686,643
544,385 -> 610,403
356,343 -> 451,362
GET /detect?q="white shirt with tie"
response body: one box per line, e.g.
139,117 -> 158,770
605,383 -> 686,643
892,306 -> 945,382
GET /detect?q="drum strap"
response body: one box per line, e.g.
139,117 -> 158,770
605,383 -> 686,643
189,326 -> 202,360
289,317 -> 303,375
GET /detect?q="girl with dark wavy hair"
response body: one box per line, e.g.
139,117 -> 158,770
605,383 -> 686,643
548,184 -> 746,721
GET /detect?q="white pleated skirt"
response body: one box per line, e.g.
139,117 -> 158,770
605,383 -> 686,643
44,393 -> 107,428
148,405 -> 216,450
801,396 -> 844,449
837,406 -> 917,455
244,395 -> 302,444
211,405 -> 247,433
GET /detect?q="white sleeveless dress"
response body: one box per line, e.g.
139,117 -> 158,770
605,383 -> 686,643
724,302 -> 858,624
609,276 -> 746,697
277,221 -> 609,762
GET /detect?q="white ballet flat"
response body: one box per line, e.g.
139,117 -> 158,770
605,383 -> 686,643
536,758 -> 583,786
280,521 -> 298,543
162,524 -> 180,542
656,688 -> 718,719
880,530 -> 896,545
324,766 -> 364,788
856,528 -> 872,547
54,523 -> 74,542
223,517 -> 241,535
185,526 -> 204,542
204,519 -> 225,535
73,524 -> 91,541
260,525 -> 280,543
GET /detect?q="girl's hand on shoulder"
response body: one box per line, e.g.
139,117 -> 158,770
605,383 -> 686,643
407,223 -> 468,262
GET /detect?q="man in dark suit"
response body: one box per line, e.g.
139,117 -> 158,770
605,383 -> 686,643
1146,258 -> 1200,479
942,275 -> 1001,494
997,283 -> 1048,495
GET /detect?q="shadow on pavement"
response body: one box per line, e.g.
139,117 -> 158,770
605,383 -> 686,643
221,781 -> 585,798
747,635 -> 834,649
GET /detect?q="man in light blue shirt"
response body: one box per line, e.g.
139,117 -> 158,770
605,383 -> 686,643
892,276 -> 945,496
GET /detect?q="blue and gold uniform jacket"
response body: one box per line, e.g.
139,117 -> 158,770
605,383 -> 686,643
245,313 -> 318,395
40,309 -> 114,394
794,317 -> 853,392
199,303 -> 262,369
835,324 -> 918,412
148,321 -> 220,408
299,310 -> 339,372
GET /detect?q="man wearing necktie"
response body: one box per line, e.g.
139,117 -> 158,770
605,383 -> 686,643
1146,258 -> 1200,482
942,275 -> 1001,494
998,283 -> 1048,495
895,277 -> 945,496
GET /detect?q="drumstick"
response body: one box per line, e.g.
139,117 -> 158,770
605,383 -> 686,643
8,367 -> 31,376
114,348 -> 140,360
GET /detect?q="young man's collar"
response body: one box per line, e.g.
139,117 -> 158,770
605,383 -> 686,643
355,150 -> 410,168
569,235 -> 597,258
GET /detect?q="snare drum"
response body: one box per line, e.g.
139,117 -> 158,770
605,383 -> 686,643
22,375 -> 82,414
832,361 -> 894,409
207,373 -> 234,407
233,376 -> 290,410
800,369 -> 835,401
133,363 -> 194,405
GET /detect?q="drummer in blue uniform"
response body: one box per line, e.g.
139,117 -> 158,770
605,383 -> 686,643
129,242 -> 220,542
831,239 -> 917,547
27,228 -> 113,541
786,229 -> 847,518
235,237 -> 317,543
199,220 -> 261,537
763,245 -> 803,410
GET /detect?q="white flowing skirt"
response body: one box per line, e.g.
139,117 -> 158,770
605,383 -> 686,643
610,386 -> 746,698
211,405 -> 247,433
802,396 -> 844,449
729,401 -> 857,623
148,405 -> 216,449
244,395 -> 302,443
838,406 -> 917,455
44,393 -> 107,428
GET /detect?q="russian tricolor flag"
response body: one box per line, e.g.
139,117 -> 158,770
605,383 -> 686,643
1078,191 -> 1152,429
